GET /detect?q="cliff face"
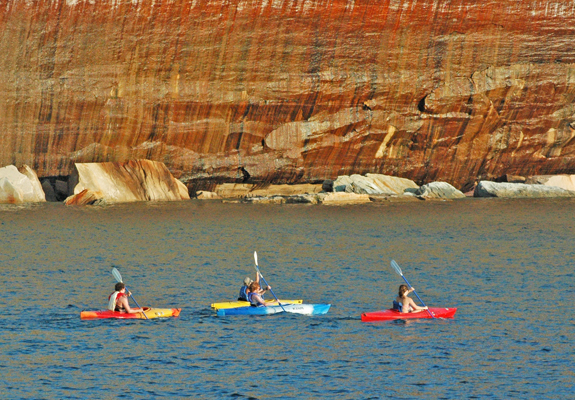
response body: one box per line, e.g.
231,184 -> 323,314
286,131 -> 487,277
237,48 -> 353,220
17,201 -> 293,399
1,0 -> 575,190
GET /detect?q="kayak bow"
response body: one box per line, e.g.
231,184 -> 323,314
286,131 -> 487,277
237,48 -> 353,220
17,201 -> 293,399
361,307 -> 457,322
81,307 -> 181,320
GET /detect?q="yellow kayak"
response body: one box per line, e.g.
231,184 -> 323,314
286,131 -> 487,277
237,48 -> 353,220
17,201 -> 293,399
211,300 -> 303,310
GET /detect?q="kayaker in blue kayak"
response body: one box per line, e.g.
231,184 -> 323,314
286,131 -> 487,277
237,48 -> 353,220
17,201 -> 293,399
248,282 -> 275,307
238,274 -> 271,301
393,284 -> 428,313
238,277 -> 254,301
108,282 -> 144,314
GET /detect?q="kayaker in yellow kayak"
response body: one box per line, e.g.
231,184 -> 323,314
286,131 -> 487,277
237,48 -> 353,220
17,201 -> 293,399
248,282 -> 276,307
393,284 -> 429,313
108,282 -> 144,314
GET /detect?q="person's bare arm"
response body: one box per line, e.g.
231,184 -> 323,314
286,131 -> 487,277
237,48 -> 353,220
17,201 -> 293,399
120,295 -> 142,314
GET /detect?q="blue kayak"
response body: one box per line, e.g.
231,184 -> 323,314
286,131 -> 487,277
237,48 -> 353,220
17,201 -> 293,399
216,303 -> 331,316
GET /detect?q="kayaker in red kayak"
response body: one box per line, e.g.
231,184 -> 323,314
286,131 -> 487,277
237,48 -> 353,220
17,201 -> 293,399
393,284 -> 429,313
248,282 -> 276,307
108,282 -> 144,314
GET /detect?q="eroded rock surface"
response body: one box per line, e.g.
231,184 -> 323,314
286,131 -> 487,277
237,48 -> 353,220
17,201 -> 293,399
525,175 -> 575,191
474,181 -> 575,198
0,165 -> 46,204
334,174 -> 419,195
415,182 -> 466,200
213,183 -> 322,199
322,192 -> 371,205
1,1 -> 575,189
64,160 -> 189,205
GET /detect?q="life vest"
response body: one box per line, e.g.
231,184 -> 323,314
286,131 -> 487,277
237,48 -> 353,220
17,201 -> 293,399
248,291 -> 264,307
238,285 -> 249,301
108,291 -> 127,311
393,300 -> 403,312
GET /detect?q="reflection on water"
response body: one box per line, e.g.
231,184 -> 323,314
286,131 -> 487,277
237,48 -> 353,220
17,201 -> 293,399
1,199 -> 574,399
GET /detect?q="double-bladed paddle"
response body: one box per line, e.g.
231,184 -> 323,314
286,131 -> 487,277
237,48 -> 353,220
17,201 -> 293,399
112,267 -> 148,319
254,251 -> 287,313
391,260 -> 434,318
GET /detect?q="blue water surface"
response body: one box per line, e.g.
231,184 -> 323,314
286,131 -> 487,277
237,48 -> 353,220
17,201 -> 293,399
0,199 -> 573,399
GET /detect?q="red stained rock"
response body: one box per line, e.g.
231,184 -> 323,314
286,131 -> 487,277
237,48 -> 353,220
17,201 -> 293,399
1,1 -> 575,190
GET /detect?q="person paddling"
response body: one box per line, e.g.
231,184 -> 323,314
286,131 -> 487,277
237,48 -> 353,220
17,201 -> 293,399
238,273 -> 270,301
108,282 -> 144,314
393,284 -> 428,313
248,282 -> 275,307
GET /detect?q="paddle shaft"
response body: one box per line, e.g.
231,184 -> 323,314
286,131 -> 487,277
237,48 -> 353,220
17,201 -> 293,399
399,274 -> 434,318
258,272 -> 285,310
254,252 -> 287,312
124,286 -> 144,309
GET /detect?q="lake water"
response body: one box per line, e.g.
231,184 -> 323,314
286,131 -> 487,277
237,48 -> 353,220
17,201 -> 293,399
0,199 -> 573,399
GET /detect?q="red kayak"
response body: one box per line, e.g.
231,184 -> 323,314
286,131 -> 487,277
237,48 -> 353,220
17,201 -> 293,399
81,307 -> 181,320
361,307 -> 457,322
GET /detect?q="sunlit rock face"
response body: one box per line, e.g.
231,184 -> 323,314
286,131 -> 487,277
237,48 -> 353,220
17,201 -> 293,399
526,175 -> 575,191
0,165 -> 46,204
334,174 -> 419,195
64,160 -> 190,205
1,1 -> 575,190
474,181 -> 575,198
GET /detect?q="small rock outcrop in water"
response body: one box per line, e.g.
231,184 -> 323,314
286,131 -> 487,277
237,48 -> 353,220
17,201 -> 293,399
415,182 -> 466,200
334,174 -> 419,195
209,183 -> 322,199
64,160 -> 190,205
0,165 -> 46,204
322,192 -> 371,205
474,181 -> 575,198
196,191 -> 222,200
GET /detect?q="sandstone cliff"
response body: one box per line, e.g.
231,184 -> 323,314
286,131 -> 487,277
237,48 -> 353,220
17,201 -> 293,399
1,0 -> 575,190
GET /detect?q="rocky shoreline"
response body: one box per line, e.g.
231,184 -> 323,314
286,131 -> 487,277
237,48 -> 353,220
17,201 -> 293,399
2,161 -> 575,206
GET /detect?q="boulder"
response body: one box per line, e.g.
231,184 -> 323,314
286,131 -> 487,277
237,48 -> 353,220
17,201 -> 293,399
243,196 -> 286,204
41,180 -> 57,202
248,184 -> 323,197
0,177 -> 22,203
415,182 -> 466,199
322,179 -> 334,192
474,181 -> 575,198
496,174 -> 526,183
196,191 -> 222,200
55,179 -> 70,199
525,175 -> 575,191
321,192 -> 371,205
333,174 -> 419,195
214,183 -> 254,198
0,165 -> 46,203
214,183 -> 323,198
64,160 -> 190,205
368,194 -> 420,203
242,193 -> 323,204
64,189 -> 105,206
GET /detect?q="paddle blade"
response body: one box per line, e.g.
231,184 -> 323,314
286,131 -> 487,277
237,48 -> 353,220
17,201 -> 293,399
391,260 -> 403,276
112,267 -> 123,283
254,251 -> 258,266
